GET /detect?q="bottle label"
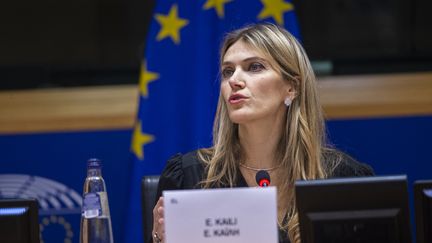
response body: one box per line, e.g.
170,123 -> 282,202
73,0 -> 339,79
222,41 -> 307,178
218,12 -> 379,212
82,192 -> 102,218
82,192 -> 110,219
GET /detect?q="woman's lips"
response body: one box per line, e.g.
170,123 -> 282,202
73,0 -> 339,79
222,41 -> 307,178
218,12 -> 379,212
229,94 -> 248,104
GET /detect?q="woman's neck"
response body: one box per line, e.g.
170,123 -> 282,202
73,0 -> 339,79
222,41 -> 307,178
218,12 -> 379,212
238,115 -> 285,168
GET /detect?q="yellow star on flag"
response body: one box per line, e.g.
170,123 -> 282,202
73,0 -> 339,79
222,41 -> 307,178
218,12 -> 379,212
258,0 -> 294,25
139,61 -> 159,98
131,121 -> 155,160
155,4 -> 189,44
203,0 -> 233,18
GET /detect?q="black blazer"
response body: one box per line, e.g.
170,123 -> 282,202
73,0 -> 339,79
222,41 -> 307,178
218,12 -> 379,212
149,149 -> 374,243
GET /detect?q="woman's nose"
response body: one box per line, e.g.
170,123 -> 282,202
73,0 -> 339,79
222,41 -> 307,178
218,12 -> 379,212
228,72 -> 245,90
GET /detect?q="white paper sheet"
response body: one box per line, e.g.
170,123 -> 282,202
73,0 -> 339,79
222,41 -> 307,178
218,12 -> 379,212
163,187 -> 278,243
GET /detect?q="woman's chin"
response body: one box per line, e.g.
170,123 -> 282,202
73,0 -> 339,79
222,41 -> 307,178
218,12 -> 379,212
228,113 -> 253,124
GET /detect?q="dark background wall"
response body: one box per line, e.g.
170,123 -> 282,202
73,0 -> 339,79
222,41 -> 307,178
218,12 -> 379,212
297,0 -> 409,59
0,0 -> 155,89
1,0 -> 431,89
294,0 -> 432,74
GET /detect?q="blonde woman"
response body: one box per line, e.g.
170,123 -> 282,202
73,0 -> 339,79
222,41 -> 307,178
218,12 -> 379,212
150,23 -> 373,243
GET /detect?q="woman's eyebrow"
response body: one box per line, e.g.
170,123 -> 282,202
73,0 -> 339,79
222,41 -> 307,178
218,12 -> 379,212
221,56 -> 268,66
243,57 -> 268,63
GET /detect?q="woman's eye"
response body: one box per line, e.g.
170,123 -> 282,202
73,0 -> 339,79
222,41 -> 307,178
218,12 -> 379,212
222,68 -> 234,78
249,63 -> 264,72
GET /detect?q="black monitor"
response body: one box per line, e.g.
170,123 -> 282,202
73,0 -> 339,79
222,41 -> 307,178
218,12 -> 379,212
414,180 -> 432,243
295,175 -> 411,243
0,198 -> 40,243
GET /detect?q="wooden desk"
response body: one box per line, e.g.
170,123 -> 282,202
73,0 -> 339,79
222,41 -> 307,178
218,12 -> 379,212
1,72 -> 431,134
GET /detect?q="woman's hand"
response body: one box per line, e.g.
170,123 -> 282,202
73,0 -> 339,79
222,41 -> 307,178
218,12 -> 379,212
152,197 -> 165,243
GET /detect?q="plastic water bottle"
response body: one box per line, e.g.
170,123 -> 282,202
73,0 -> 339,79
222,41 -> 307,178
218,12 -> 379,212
80,158 -> 114,243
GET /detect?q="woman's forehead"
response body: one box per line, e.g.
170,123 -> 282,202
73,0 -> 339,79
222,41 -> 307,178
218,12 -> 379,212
223,40 -> 274,64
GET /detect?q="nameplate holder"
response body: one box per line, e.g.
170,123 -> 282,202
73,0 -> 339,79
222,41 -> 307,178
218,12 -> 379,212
163,187 -> 278,243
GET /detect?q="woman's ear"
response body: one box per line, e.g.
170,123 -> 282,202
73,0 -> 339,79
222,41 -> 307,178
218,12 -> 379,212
286,77 -> 299,100
283,83 -> 296,107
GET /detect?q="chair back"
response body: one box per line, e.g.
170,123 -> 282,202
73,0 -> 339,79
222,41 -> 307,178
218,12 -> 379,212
141,175 -> 160,241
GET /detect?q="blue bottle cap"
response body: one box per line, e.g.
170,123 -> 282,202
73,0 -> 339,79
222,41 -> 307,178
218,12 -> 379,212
87,158 -> 102,169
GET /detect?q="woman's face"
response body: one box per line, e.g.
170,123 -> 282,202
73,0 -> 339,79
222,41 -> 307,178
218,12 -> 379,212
221,40 -> 293,125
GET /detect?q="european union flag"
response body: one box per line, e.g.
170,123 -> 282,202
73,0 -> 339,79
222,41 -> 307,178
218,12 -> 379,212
127,0 -> 300,242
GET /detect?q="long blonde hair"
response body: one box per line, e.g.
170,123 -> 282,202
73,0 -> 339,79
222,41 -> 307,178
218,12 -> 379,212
198,23 -> 328,243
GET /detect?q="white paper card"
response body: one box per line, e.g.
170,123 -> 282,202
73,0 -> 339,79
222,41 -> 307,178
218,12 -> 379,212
163,187 -> 278,243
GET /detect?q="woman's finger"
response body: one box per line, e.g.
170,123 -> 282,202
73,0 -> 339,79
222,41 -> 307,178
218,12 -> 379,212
152,197 -> 165,242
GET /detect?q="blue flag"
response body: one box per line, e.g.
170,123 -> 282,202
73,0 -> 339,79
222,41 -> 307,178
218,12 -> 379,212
126,0 -> 300,242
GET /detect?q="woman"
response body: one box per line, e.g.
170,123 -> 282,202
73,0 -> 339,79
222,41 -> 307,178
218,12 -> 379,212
150,23 -> 374,243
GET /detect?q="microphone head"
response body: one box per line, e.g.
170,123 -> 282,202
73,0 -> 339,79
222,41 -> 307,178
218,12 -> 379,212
255,170 -> 271,187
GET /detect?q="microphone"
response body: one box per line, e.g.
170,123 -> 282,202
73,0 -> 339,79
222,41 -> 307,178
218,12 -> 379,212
255,170 -> 271,187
